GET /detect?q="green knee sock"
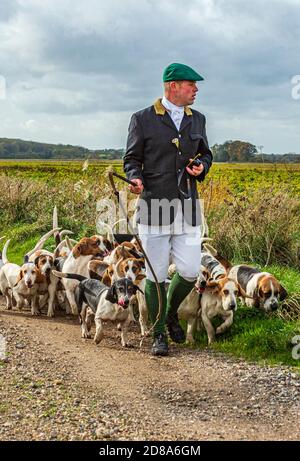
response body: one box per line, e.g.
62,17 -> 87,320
145,279 -> 167,336
166,272 -> 196,318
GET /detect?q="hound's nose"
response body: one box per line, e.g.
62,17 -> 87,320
200,280 -> 206,288
270,302 -> 278,311
26,281 -> 32,288
229,302 -> 236,310
45,267 -> 51,274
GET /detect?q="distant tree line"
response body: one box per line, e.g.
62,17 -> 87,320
211,141 -> 300,163
0,137 -> 299,163
0,138 -> 124,160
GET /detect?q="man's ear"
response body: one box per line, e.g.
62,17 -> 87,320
105,284 -> 118,304
72,243 -> 82,258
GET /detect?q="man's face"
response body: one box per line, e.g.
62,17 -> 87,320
173,80 -> 198,106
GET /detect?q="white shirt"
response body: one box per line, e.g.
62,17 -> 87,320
161,96 -> 184,131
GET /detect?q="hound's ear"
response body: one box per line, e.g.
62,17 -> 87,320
14,270 -> 24,287
34,255 -> 41,266
104,239 -> 113,252
137,258 -> 145,268
205,280 -> 220,293
72,243 -> 82,258
105,284 -> 118,304
88,260 -> 109,279
253,288 -> 261,308
237,283 -> 253,299
279,284 -> 288,301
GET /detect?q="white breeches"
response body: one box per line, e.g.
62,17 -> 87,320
138,203 -> 201,283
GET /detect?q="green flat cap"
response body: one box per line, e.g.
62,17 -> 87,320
163,63 -> 204,82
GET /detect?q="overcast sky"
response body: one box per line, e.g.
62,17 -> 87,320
0,0 -> 299,154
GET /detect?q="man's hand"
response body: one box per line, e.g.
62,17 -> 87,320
186,160 -> 204,177
129,178 -> 144,194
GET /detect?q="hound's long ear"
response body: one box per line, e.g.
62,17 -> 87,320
34,255 -> 41,266
253,288 -> 261,308
88,260 -> 109,280
279,284 -> 288,301
72,243 -> 82,258
237,283 -> 253,299
103,238 -> 113,252
105,284 -> 118,304
14,269 -> 24,287
205,280 -> 220,293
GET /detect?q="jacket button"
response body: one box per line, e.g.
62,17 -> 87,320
177,168 -> 181,173
179,134 -> 182,138
178,151 -> 182,155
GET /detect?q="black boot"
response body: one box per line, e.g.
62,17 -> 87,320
166,312 -> 185,343
151,333 -> 169,356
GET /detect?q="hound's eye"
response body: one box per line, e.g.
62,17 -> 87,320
95,239 -> 100,245
265,291 -> 272,297
234,290 -> 238,295
223,289 -> 229,296
119,287 -> 124,292
125,266 -> 129,271
132,267 -> 136,273
24,270 -> 27,274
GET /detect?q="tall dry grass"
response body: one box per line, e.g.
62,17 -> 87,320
0,174 -> 299,269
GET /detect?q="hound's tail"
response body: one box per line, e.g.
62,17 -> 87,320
2,239 -> 11,265
52,270 -> 87,282
203,243 -> 233,271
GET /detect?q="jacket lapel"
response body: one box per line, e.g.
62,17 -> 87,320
161,112 -> 177,131
179,113 -> 192,133
153,98 -> 193,133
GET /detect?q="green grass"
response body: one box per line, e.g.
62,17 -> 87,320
190,308 -> 300,368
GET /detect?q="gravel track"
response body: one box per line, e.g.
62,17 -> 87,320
0,300 -> 299,441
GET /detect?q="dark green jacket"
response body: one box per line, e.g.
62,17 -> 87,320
123,99 -> 213,226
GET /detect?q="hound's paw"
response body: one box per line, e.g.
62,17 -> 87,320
82,332 -> 92,339
123,343 -> 134,348
216,327 -> 224,335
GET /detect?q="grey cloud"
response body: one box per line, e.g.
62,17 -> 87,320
0,0 -> 299,153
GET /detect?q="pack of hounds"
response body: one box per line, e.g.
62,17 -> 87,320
0,213 -> 288,348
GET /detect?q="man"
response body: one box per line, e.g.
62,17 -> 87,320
123,63 -> 213,356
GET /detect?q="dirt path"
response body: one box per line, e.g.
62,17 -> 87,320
0,299 -> 299,441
